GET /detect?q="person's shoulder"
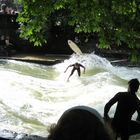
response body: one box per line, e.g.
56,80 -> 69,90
78,63 -> 84,66
117,92 -> 136,99
117,91 -> 127,94
115,92 -> 128,97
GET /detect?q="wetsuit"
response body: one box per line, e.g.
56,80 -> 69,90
104,92 -> 140,140
70,63 -> 81,77
65,63 -> 85,81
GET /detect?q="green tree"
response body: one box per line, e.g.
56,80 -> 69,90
17,0 -> 140,50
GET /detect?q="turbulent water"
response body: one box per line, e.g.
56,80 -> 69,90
0,53 -> 140,138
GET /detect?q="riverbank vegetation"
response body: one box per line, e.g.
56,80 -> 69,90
17,0 -> 139,61
17,0 -> 139,47
0,0 -> 139,62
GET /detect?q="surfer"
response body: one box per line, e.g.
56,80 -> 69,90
104,78 -> 140,140
64,62 -> 85,81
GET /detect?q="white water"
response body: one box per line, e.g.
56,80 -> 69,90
0,53 -> 140,137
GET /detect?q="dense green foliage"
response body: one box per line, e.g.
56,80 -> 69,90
17,0 -> 139,50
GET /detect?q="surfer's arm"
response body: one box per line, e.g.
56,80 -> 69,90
79,64 -> 85,73
104,93 -> 120,120
64,65 -> 73,73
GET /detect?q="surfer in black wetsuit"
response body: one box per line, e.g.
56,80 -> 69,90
104,78 -> 140,140
64,62 -> 85,81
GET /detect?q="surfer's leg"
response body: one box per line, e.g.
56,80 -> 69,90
128,120 -> 140,136
77,68 -> 81,77
67,69 -> 75,81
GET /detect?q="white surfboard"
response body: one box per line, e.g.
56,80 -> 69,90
68,40 -> 83,55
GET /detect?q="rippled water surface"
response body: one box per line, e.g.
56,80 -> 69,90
0,53 -> 140,139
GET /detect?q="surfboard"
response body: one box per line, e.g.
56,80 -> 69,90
68,40 -> 83,55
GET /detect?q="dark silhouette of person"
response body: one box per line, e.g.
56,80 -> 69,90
64,62 -> 85,81
47,106 -> 114,140
0,3 -> 8,14
104,78 -> 140,140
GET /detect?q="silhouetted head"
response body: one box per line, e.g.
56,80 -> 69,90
47,106 -> 113,140
128,78 -> 139,93
75,62 -> 79,65
1,4 -> 7,12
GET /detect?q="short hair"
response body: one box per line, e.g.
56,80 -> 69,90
47,106 -> 113,140
128,78 -> 139,92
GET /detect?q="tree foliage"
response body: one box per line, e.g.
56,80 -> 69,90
17,0 -> 140,50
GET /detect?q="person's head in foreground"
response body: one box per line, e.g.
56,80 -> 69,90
128,78 -> 139,93
47,106 -> 114,140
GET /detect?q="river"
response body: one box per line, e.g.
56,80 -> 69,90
0,53 -> 140,139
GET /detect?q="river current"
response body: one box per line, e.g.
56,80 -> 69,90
0,53 -> 140,138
